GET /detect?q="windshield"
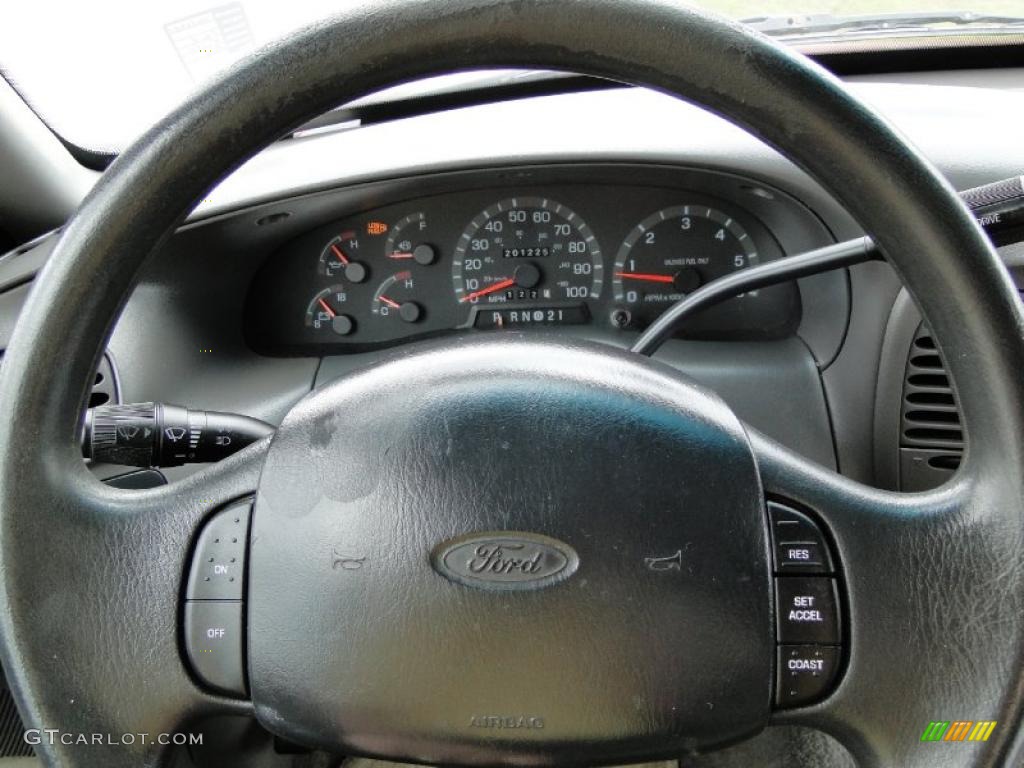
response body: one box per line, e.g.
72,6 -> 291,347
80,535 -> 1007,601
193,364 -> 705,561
1,0 -> 1021,153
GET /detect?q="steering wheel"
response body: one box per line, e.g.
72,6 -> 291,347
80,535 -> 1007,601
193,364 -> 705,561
2,1 -> 1023,766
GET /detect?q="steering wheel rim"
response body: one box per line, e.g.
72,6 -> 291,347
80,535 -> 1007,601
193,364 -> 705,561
2,0 -> 1023,765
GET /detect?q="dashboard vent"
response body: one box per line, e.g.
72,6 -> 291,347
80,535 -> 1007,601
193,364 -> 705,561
900,326 -> 963,455
90,353 -> 120,408
0,350 -> 119,408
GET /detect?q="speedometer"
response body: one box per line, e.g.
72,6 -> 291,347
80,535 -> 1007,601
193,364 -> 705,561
452,197 -> 602,304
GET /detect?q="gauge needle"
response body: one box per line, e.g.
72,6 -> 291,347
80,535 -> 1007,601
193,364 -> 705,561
378,295 -> 402,309
615,272 -> 675,284
388,252 -> 414,260
317,298 -> 336,318
329,244 -> 350,265
461,277 -> 516,303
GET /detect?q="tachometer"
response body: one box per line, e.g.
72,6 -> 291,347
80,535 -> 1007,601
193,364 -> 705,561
612,205 -> 758,327
452,197 -> 602,304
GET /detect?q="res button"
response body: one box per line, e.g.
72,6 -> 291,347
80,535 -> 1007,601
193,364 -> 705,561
769,502 -> 834,574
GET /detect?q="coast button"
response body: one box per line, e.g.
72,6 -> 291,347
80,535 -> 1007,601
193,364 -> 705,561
776,645 -> 840,707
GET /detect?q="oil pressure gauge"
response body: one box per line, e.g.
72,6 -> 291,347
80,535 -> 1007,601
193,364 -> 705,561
319,230 -> 369,283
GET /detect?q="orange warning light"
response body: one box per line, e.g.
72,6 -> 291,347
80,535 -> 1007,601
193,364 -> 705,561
366,221 -> 388,236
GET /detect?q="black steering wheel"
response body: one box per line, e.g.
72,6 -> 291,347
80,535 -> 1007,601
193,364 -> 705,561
2,1 -> 1023,766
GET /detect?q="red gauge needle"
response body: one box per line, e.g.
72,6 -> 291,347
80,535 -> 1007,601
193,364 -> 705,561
316,298 -> 336,318
329,244 -> 350,265
461,277 -> 516,303
378,295 -> 402,310
388,252 -> 414,260
615,272 -> 675,284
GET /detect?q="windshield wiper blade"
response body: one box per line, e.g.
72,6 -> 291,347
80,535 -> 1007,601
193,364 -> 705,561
743,11 -> 1024,38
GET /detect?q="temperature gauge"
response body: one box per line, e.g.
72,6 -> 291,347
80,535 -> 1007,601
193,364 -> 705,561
385,213 -> 438,266
319,231 -> 369,283
305,285 -> 356,336
372,270 -> 423,324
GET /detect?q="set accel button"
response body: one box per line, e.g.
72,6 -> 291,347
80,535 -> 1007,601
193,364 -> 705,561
775,576 -> 840,645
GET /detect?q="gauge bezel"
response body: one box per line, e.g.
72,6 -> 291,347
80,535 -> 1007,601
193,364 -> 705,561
451,196 -> 604,305
243,166 -> 819,356
612,204 -> 760,309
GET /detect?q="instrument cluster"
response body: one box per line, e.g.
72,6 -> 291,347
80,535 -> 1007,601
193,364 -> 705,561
246,183 -> 799,353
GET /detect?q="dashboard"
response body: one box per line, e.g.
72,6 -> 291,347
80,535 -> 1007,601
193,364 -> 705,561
246,176 -> 800,353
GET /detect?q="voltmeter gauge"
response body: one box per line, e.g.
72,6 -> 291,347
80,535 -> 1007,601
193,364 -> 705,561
305,285 -> 356,336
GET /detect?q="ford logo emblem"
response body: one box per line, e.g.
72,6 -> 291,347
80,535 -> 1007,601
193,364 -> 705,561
431,531 -> 579,591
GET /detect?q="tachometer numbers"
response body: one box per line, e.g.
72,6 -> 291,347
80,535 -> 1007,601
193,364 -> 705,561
612,205 -> 758,327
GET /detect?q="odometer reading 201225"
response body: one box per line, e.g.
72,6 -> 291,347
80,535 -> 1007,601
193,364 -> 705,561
452,197 -> 602,304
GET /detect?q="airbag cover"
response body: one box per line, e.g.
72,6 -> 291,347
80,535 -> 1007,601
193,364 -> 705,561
249,337 -> 771,764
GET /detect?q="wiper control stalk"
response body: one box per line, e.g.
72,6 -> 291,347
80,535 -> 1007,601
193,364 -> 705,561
83,403 -> 273,468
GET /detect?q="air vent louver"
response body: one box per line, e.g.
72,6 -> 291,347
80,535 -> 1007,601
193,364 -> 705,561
90,353 -> 120,407
0,350 -> 119,407
900,326 -> 963,452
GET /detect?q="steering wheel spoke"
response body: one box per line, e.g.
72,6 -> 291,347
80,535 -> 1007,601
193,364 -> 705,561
751,430 -> 1018,766
0,441 -> 268,766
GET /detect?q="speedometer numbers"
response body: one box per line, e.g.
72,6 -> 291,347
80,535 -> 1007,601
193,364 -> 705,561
452,198 -> 602,310
612,205 -> 758,328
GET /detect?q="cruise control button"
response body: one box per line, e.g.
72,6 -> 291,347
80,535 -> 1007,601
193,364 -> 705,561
769,502 -> 834,574
776,577 -> 840,644
185,600 -> 246,696
187,502 -> 251,600
775,542 -> 827,571
776,645 -> 840,708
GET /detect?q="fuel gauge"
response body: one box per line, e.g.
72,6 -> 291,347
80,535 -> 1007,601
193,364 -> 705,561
385,213 -> 438,266
371,270 -> 423,324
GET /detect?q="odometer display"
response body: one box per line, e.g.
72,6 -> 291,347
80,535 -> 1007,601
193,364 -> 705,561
452,197 -> 602,304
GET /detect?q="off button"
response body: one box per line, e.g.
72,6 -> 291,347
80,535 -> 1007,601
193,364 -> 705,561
184,601 -> 246,696
775,577 -> 840,644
